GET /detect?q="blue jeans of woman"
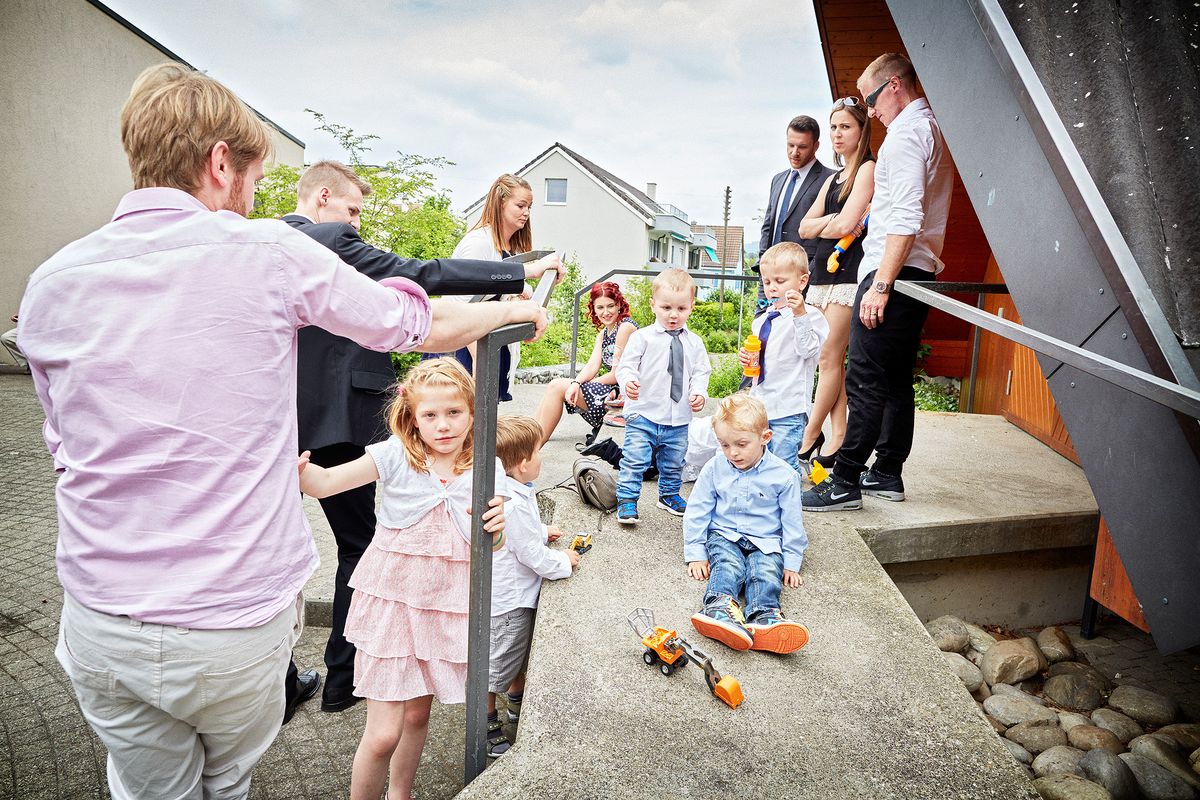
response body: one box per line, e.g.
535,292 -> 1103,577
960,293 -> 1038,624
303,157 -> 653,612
703,531 -> 784,621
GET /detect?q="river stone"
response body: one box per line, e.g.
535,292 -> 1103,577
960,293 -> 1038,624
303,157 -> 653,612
1080,749 -> 1140,800
1108,685 -> 1178,727
1032,773 -> 1117,800
1068,725 -> 1125,754
993,682 -> 1048,705
926,615 -> 970,653
1131,734 -> 1181,754
1060,712 -> 1094,732
1132,737 -> 1200,790
1038,626 -> 1076,663
966,647 -> 986,667
974,681 -> 993,702
965,622 -> 998,653
1045,673 -> 1105,712
987,714 -> 1008,733
1156,725 -> 1200,753
1092,708 -> 1145,743
986,693 -> 1060,726
943,651 -> 983,691
1190,747 -> 1199,770
1119,752 -> 1199,800
1002,736 -> 1034,764
1050,661 -> 1114,694
1008,720 -> 1070,754
1034,745 -> 1087,778
982,638 -> 1045,685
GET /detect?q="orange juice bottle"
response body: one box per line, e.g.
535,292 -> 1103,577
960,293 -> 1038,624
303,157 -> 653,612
743,334 -> 761,378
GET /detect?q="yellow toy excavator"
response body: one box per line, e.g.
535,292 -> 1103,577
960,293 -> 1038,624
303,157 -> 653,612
626,607 -> 744,709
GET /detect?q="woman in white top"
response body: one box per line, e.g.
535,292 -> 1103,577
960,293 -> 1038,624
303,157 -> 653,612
449,174 -> 535,401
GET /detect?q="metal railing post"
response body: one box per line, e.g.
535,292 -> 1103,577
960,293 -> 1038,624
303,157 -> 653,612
464,269 -> 558,785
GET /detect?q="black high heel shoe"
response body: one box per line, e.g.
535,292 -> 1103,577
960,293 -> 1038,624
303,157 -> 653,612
797,432 -> 825,462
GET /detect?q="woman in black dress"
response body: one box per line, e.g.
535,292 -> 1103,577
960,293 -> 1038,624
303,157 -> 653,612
797,96 -> 876,466
534,282 -> 638,445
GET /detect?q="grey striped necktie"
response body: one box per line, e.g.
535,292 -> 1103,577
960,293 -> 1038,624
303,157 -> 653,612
666,329 -> 685,402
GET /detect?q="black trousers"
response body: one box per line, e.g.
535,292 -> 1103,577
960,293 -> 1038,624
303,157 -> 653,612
833,267 -> 931,483
286,442 -> 376,704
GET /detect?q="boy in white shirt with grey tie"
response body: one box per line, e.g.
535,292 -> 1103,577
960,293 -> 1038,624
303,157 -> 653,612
614,268 -> 711,524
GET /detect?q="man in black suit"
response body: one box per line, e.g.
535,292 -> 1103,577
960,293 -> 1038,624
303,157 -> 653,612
281,160 -> 560,719
754,115 -> 836,309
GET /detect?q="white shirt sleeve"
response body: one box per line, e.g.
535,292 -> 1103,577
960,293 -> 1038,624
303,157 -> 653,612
881,124 -> 932,237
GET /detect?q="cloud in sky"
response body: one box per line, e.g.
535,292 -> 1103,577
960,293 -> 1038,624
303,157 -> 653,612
102,0 -> 849,246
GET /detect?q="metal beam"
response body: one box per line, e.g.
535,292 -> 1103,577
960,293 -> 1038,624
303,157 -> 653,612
887,0 -> 1200,652
464,268 -> 556,784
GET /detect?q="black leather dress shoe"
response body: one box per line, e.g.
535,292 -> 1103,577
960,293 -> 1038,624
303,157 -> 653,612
283,669 -> 321,725
321,686 -> 363,713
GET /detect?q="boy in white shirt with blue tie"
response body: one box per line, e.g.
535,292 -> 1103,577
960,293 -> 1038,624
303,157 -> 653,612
740,242 -> 829,472
614,268 -> 711,524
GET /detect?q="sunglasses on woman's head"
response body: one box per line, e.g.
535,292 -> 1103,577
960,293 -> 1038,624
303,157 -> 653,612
834,96 -> 862,109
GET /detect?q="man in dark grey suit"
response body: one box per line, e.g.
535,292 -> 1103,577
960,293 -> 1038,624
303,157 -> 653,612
281,160 -> 560,719
754,115 -> 836,309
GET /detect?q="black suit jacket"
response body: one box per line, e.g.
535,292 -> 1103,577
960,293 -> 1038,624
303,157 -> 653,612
757,159 -> 837,265
284,215 -> 526,450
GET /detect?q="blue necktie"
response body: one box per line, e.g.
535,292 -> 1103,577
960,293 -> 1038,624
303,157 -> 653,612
772,170 -> 799,245
757,310 -> 781,384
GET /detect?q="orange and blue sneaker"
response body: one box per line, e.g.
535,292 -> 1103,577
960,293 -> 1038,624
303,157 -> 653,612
690,595 -> 753,651
746,609 -> 810,654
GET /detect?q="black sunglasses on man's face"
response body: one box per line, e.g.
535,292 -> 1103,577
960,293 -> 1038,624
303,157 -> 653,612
865,76 -> 894,108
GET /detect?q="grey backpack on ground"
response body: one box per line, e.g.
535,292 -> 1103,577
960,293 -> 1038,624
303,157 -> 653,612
573,456 -> 617,511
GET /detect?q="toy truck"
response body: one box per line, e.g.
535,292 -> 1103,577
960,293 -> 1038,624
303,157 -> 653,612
626,607 -> 744,709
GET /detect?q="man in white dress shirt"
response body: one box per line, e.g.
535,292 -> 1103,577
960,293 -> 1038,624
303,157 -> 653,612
803,52 -> 954,512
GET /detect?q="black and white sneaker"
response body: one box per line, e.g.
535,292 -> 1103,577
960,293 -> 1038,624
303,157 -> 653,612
859,467 -> 905,501
801,475 -> 862,512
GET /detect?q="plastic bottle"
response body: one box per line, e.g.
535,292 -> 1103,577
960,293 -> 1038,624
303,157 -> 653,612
742,334 -> 761,378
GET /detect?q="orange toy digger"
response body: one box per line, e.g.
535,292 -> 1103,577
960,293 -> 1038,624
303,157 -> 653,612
626,608 -> 744,709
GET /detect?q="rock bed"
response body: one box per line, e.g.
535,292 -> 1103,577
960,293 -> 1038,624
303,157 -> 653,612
926,615 -> 1200,800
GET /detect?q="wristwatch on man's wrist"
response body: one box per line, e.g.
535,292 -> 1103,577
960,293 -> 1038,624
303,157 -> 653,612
873,280 -> 891,294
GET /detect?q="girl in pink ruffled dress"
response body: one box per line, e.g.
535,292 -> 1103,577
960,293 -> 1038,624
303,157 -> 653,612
299,358 -> 506,800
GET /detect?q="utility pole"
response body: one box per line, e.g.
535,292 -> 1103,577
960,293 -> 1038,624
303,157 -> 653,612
720,186 -> 731,312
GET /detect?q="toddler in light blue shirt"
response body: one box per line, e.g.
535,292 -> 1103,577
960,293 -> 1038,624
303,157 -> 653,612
683,393 -> 810,654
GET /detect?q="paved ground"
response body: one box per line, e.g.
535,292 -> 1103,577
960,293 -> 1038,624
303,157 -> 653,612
2,374 -> 1196,798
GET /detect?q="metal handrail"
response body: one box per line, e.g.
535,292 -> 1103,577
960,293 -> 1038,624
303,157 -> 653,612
464,268 -> 558,784
567,268 -> 762,379
897,280 -> 1200,420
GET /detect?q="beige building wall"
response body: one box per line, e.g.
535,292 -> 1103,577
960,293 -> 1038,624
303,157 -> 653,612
466,151 -> 651,285
0,0 -> 303,354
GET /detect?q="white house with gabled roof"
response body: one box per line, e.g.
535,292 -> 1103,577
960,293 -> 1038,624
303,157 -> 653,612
463,143 -> 719,285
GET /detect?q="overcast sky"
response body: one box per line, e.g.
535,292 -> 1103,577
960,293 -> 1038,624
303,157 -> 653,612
103,0 -> 839,250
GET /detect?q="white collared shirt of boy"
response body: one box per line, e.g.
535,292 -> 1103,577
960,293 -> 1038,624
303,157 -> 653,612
491,476 -> 573,616
857,97 -> 953,285
682,449 -> 809,573
366,436 -> 508,542
749,304 -> 830,420
615,323 -> 712,426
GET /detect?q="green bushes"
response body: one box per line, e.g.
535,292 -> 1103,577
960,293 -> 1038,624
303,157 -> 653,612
707,355 -> 745,399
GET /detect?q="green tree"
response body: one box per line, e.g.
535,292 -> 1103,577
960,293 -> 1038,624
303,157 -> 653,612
251,111 -> 465,261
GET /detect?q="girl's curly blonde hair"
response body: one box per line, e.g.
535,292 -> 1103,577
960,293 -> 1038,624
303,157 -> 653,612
385,358 -> 475,474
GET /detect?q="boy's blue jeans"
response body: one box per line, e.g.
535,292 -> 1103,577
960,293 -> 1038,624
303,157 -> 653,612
703,531 -> 784,621
616,415 -> 688,501
767,412 -> 808,473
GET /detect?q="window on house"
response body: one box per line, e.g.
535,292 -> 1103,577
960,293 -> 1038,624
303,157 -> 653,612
545,178 -> 567,204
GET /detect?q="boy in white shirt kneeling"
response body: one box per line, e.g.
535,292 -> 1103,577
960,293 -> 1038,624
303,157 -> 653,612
487,416 -> 579,757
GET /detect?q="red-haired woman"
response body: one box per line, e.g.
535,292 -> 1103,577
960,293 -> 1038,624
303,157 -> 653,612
534,282 -> 638,446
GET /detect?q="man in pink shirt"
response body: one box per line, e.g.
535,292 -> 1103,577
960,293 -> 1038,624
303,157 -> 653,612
18,63 -> 543,800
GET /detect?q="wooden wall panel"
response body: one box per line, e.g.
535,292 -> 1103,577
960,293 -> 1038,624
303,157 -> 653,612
814,0 -> 991,378
1091,519 -> 1150,632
